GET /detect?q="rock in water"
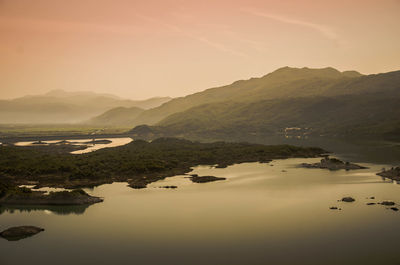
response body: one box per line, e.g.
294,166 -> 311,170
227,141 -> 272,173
300,157 -> 367,170
341,197 -> 355,202
189,175 -> 226,183
380,201 -> 396,206
0,226 -> 44,241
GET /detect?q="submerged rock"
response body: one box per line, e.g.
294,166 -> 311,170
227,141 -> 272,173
300,157 -> 367,171
390,207 -> 399,212
380,201 -> 396,206
0,226 -> 44,241
329,206 -> 341,210
366,202 -> 376,205
189,175 -> 226,183
341,197 -> 355,202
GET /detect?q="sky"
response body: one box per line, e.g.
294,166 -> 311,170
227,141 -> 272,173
1,0 -> 400,100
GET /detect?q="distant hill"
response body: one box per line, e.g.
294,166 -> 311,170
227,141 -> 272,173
87,106 -> 144,126
129,68 -> 400,142
0,90 -> 171,124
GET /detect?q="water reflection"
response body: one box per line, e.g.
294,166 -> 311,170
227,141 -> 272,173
70,137 -> 132,154
0,204 -> 90,215
1,158 -> 400,265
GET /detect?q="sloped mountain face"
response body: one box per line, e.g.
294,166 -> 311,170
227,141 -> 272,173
129,97 -> 172,109
130,68 -> 400,142
0,90 -> 171,124
129,67 -> 364,126
87,106 -> 145,126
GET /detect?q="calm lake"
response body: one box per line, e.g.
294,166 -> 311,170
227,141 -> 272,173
1,157 -> 400,265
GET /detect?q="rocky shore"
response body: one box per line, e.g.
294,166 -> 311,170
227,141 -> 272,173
0,187 -> 103,206
0,138 -> 325,193
377,167 -> 400,181
188,174 -> 226,183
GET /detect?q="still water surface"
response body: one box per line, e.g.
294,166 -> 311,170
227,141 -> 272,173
13,137 -> 133,154
1,157 -> 400,265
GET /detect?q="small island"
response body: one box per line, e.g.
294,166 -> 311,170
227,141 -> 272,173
341,196 -> 355,202
0,226 -> 44,241
300,157 -> 367,170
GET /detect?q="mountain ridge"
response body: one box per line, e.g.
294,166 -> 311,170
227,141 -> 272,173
129,67 -> 400,142
124,67 -> 366,127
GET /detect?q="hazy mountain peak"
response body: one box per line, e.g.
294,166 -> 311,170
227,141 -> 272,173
342,70 -> 363,77
272,66 -> 339,76
44,89 -> 120,99
263,66 -> 363,82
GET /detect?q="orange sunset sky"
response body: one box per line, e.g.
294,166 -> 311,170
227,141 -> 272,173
1,0 -> 399,99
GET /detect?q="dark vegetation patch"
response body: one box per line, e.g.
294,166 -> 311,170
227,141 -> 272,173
0,138 -> 324,190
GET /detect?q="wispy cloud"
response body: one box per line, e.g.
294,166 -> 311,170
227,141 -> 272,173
136,14 -> 248,58
244,9 -> 338,41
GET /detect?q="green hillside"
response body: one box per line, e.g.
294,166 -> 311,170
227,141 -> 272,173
130,68 -> 400,142
128,67 -> 364,126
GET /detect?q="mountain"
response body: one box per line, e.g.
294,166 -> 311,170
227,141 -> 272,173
0,90 -> 171,124
87,106 -> 144,126
129,68 -> 400,142
128,67 -> 363,126
128,97 -> 172,110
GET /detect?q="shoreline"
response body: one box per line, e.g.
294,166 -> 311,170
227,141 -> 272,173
0,138 -> 326,191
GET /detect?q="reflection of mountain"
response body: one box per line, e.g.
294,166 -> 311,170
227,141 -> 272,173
0,204 -> 90,215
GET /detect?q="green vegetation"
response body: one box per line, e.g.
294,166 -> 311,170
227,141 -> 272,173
124,67 -> 366,127
0,185 -> 102,206
129,68 -> 400,142
3,67 -> 399,142
0,138 -> 324,189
